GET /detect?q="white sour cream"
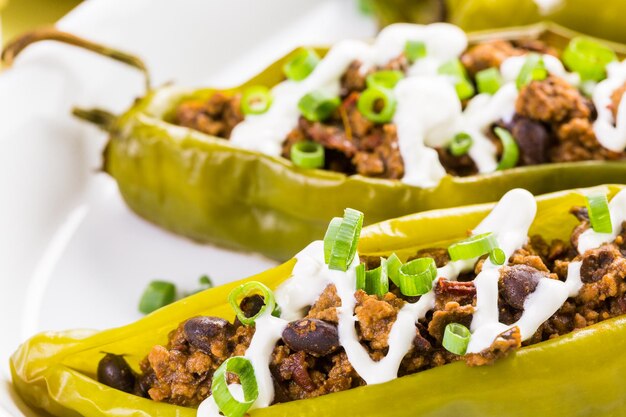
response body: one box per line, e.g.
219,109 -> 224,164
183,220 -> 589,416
578,189 -> 626,253
593,60 -> 626,152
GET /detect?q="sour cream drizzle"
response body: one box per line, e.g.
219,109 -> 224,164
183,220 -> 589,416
199,189 -> 626,416
228,23 -> 584,187
593,60 -> 626,152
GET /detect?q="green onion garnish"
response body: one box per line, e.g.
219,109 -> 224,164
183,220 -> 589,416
449,132 -> 473,157
494,127 -> 520,170
212,356 -> 258,417
283,48 -> 320,81
298,90 -> 341,122
489,248 -> 506,265
327,208 -> 364,272
398,257 -> 436,296
386,253 -> 402,287
138,280 -> 176,314
324,217 -> 343,264
563,37 -> 617,82
357,86 -> 397,123
442,323 -> 471,355
366,70 -> 405,90
516,53 -> 548,89
586,193 -> 613,233
438,59 -> 475,100
228,281 -> 276,325
404,40 -> 427,63
476,67 -> 503,95
241,86 -> 272,115
356,258 -> 389,297
290,141 -> 325,169
448,232 -> 499,262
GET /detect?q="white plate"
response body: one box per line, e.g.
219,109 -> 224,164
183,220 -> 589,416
0,1 -> 376,415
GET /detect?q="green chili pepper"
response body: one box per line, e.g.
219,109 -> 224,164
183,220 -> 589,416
369,0 -> 626,45
11,185 -> 626,417
5,25 -> 626,262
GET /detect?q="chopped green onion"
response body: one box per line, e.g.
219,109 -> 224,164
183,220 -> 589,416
298,90 -> 341,122
398,257 -> 436,296
290,141 -> 325,169
442,323 -> 471,355
283,48 -> 320,81
516,53 -> 548,89
563,37 -> 617,82
404,40 -> 427,63
494,127 -> 520,170
212,356 -> 258,417
449,132 -> 473,157
357,86 -> 396,123
138,280 -> 176,314
358,0 -> 374,15
438,59 -> 475,100
328,208 -> 364,272
228,281 -> 276,325
324,217 -> 343,264
489,248 -> 506,265
241,86 -> 272,115
366,70 -> 405,90
386,253 -> 402,287
448,232 -> 499,262
358,258 -> 389,297
586,193 -> 613,233
476,67 -> 503,95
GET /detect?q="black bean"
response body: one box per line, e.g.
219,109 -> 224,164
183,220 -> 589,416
510,116 -> 551,166
239,295 -> 265,318
499,265 -> 543,310
282,319 -> 339,357
183,316 -> 232,353
97,353 -> 135,393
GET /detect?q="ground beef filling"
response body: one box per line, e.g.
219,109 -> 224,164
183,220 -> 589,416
173,39 -> 625,179
99,213 -> 626,407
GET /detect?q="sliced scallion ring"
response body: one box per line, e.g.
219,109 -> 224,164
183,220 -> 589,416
494,127 -> 520,170
290,141 -> 325,169
489,248 -> 506,266
361,258 -> 389,297
438,59 -> 475,100
324,217 -> 343,264
283,48 -> 320,81
404,40 -> 427,63
366,70 -> 405,90
356,263 -> 366,291
357,86 -> 396,123
298,90 -> 341,122
586,193 -> 613,233
448,232 -> 499,262
386,253 -> 402,287
516,53 -> 548,89
449,132 -> 473,157
138,280 -> 176,314
241,86 -> 272,115
228,281 -> 276,325
563,37 -> 617,82
398,257 -> 436,296
212,356 -> 259,417
328,208 -> 364,271
476,67 -> 503,95
442,323 -> 471,355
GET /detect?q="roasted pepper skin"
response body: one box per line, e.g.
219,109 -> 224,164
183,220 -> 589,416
102,24 -> 626,261
370,0 -> 626,44
11,185 -> 626,417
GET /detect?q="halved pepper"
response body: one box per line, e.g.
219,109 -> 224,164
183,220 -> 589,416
368,0 -> 626,44
5,23 -> 626,262
11,184 -> 626,417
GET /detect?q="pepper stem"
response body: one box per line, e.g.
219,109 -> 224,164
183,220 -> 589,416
72,107 -> 117,132
1,26 -> 151,92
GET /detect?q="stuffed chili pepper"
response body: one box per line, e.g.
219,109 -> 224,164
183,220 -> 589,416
367,0 -> 626,44
6,23 -> 626,261
12,184 -> 626,416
